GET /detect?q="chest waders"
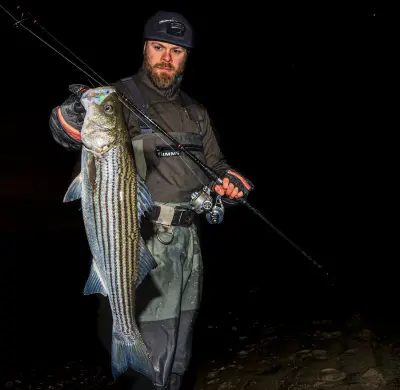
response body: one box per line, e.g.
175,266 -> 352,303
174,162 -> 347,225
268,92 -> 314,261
97,78 -> 205,389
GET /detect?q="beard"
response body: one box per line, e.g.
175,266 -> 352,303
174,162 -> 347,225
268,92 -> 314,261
143,53 -> 186,90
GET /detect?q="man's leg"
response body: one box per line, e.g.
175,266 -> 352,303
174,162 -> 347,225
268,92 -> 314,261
96,294 -> 112,356
168,224 -> 203,389
134,223 -> 199,388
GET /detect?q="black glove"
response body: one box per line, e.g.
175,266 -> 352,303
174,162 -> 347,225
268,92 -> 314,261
69,84 -> 90,97
59,84 -> 90,131
223,169 -> 254,197
70,84 -> 89,114
212,169 -> 254,206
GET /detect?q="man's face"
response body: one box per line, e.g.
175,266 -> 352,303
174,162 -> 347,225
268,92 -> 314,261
144,40 -> 188,89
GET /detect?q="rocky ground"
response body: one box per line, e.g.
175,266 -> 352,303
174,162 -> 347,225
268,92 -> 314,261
3,312 -> 400,390
192,314 -> 400,390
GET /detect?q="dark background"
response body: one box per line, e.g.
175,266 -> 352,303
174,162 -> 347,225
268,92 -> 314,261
0,1 -> 396,382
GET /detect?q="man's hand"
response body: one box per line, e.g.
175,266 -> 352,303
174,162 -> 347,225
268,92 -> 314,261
213,170 -> 254,199
214,177 -> 243,199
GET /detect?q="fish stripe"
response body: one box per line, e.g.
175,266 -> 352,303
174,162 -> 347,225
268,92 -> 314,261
115,151 -> 124,331
111,153 -> 125,331
128,156 -> 136,319
118,149 -> 129,332
104,159 -> 121,327
125,151 -> 133,332
108,154 -> 120,329
101,163 -> 112,308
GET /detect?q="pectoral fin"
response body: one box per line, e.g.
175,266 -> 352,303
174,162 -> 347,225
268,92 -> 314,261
136,174 -> 154,223
63,173 -> 82,202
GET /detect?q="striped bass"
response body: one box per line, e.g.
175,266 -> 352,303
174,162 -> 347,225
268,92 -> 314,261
62,86 -> 157,381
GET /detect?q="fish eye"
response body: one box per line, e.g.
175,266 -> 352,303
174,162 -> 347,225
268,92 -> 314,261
104,104 -> 114,114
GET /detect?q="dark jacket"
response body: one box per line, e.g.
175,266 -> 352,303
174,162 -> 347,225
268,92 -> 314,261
49,68 -> 232,203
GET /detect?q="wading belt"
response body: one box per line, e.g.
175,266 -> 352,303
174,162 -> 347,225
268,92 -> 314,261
149,204 -> 197,228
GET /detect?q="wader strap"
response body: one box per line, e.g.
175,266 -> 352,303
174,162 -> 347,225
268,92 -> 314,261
120,76 -> 152,135
131,139 -> 147,180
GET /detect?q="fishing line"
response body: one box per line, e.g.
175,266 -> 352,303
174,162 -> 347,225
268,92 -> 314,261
30,11 -> 110,86
1,4 -> 207,188
0,3 -> 333,282
1,5 -> 103,86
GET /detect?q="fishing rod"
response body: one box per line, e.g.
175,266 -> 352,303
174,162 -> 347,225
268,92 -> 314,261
0,3 -> 333,282
116,96 -> 324,272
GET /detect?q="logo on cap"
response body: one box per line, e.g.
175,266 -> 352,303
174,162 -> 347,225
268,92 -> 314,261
159,19 -> 186,37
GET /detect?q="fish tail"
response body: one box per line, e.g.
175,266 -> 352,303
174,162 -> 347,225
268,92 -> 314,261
111,326 -> 155,382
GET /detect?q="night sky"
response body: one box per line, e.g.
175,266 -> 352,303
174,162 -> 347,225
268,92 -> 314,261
0,1 -> 396,382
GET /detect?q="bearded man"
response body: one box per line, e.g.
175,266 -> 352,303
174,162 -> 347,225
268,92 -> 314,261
49,10 -> 253,389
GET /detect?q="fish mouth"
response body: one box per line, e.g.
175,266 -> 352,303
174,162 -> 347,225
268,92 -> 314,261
82,123 -> 113,154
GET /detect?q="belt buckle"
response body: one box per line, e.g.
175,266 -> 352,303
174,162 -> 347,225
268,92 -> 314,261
174,207 -> 193,227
